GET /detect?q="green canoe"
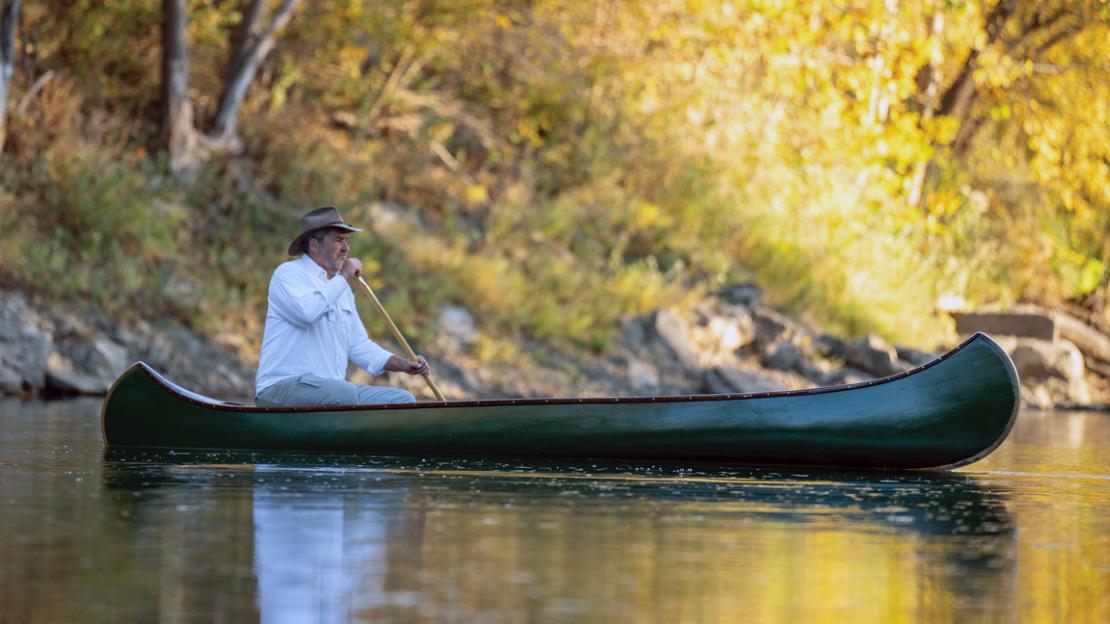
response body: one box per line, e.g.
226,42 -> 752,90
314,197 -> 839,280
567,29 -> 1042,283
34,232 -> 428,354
101,332 -> 1020,469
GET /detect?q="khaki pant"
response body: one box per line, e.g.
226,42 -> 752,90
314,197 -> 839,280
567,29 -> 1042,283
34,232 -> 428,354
255,373 -> 415,407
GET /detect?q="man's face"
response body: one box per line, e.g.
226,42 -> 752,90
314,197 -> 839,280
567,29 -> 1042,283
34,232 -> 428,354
312,230 -> 350,274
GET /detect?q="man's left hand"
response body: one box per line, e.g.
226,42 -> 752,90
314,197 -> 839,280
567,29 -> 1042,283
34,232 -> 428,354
385,354 -> 430,376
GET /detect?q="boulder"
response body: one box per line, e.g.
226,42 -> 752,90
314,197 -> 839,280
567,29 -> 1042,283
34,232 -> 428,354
844,334 -> 906,377
1021,378 -> 1084,411
952,309 -> 1055,341
717,283 -> 763,308
437,304 -> 478,348
704,366 -> 782,394
45,369 -> 113,395
688,304 -> 755,365
760,340 -> 806,373
1055,313 -> 1110,364
653,309 -> 701,372
954,305 -> 1110,364
0,364 -> 23,393
626,359 -> 660,390
620,315 -> 649,351
88,337 -> 130,374
751,307 -> 810,347
822,367 -> 874,386
815,333 -> 850,360
0,321 -> 53,394
1006,338 -> 1089,405
895,345 -> 935,367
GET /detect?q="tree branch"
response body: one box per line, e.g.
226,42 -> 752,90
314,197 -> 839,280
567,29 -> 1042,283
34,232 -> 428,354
210,0 -> 302,146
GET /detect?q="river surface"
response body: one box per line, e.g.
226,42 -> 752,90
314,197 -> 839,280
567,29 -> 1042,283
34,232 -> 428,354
1,398 -> 1107,623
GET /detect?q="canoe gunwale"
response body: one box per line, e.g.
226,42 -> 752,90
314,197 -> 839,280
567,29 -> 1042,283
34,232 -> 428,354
110,332 -> 1013,414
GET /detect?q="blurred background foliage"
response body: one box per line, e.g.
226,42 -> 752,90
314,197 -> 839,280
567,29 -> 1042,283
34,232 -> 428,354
0,0 -> 1107,355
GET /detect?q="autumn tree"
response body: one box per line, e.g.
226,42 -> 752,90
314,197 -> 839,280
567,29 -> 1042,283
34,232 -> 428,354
161,0 -> 303,174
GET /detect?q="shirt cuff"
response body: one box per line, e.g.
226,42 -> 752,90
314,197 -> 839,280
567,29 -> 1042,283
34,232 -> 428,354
360,349 -> 393,376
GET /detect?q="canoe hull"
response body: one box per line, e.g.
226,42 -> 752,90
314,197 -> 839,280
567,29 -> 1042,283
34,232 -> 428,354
101,333 -> 1020,469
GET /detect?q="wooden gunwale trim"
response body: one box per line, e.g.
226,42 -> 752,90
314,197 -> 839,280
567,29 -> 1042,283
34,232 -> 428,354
119,333 -> 999,414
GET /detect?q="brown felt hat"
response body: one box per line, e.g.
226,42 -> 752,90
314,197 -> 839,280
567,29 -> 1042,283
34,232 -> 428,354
287,206 -> 362,255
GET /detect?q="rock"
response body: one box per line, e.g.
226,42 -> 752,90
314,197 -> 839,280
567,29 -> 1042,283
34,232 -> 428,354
688,304 -> 755,365
38,334 -> 131,397
823,367 -> 874,386
954,305 -> 1110,364
704,366 -> 782,394
620,316 -> 649,350
653,309 -> 701,371
80,337 -> 131,378
46,351 -> 73,374
718,283 -> 763,308
845,334 -> 905,377
816,333 -> 850,360
1055,313 -> 1110,364
751,307 -> 809,347
895,346 -> 934,367
126,321 -> 256,401
0,323 -> 53,393
761,340 -> 805,372
1009,338 -> 1084,381
952,309 -> 1056,341
1007,338 -> 1089,404
626,359 -> 660,390
1021,378 -> 1081,410
437,304 -> 477,347
45,369 -> 113,395
796,358 -> 836,385
0,364 -> 23,393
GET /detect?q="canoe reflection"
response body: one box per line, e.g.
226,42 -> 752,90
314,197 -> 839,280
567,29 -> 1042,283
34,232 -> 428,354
102,449 -> 1014,535
101,450 -> 1017,623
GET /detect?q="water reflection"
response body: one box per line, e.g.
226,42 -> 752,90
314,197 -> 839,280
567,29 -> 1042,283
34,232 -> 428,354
3,400 -> 1108,623
98,451 -> 1019,622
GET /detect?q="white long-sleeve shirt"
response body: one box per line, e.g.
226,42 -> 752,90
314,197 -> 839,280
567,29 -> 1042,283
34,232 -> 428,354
255,255 -> 393,394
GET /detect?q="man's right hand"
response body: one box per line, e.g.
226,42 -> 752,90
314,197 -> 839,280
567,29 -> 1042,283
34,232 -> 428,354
340,258 -> 363,279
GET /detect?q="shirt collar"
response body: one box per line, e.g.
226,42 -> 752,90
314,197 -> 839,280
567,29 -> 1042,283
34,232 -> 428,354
297,254 -> 329,280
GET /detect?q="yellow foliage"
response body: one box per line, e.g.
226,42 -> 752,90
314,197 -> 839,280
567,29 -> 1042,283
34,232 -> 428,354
3,0 -> 1106,352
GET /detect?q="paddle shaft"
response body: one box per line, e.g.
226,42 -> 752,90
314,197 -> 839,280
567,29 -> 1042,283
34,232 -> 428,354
356,276 -> 446,401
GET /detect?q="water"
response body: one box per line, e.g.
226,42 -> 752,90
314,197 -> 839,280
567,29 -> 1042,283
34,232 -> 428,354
1,398 -> 1107,623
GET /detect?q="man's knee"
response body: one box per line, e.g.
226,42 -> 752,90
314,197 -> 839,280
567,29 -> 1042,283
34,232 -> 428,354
376,388 -> 415,404
356,385 -> 416,405
316,379 -> 359,406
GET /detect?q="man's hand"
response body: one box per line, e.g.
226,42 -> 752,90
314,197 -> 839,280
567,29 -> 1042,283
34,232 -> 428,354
340,258 -> 363,279
384,354 -> 431,376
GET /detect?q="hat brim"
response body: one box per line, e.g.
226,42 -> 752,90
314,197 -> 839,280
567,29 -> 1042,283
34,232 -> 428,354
287,223 -> 362,256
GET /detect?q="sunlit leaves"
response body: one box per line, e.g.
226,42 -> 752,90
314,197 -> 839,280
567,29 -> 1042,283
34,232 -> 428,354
7,0 -> 1107,348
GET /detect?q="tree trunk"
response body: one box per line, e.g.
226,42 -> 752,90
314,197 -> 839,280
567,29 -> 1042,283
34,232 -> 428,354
907,10 -> 945,208
0,0 -> 22,154
209,0 -> 302,147
936,0 -> 1018,156
910,0 -> 1019,208
162,0 -> 199,175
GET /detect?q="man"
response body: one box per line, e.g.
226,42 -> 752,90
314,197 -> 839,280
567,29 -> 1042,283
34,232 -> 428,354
254,206 -> 430,407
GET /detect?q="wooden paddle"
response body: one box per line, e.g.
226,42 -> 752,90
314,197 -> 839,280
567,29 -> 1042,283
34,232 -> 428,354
356,276 -> 446,401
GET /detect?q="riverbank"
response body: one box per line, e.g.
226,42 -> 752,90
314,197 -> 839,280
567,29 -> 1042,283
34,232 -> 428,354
2,285 -> 1107,409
